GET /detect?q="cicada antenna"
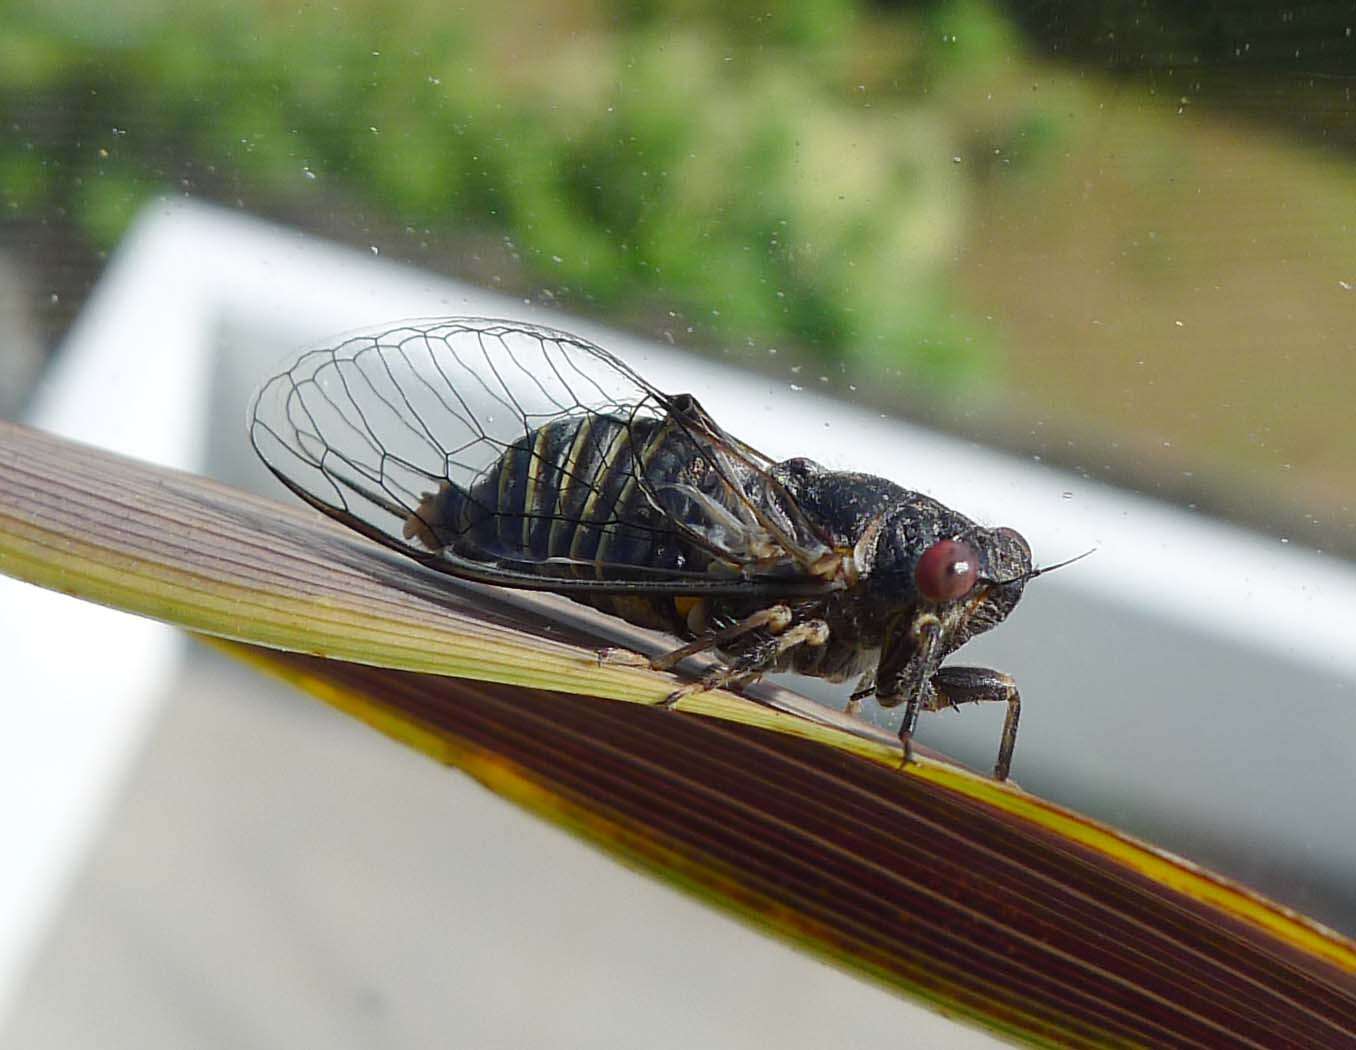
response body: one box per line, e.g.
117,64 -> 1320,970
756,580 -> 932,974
995,546 -> 1096,588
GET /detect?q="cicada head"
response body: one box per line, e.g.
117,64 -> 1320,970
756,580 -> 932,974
932,524 -> 1032,646
866,506 -> 1033,697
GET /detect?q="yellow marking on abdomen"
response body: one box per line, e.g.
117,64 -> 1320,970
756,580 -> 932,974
550,416 -> 594,558
569,422 -> 627,562
521,424 -> 554,551
594,416 -> 673,568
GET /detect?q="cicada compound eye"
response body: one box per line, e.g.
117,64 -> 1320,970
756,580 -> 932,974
915,539 -> 980,602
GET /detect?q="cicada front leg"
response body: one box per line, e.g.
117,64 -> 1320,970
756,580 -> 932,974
844,671 -> 876,719
648,604 -> 793,672
596,604 -> 793,672
930,666 -> 1022,782
661,613 -> 830,709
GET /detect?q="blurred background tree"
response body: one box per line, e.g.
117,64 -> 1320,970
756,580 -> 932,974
1,0 -> 1032,386
2,0 -> 1354,547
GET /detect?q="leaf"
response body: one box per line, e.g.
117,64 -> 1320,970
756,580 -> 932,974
3,418 -> 1355,1047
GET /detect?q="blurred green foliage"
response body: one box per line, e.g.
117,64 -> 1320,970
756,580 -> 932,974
0,0 -> 1047,386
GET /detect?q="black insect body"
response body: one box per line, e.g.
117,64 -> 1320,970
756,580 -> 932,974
250,319 -> 1039,779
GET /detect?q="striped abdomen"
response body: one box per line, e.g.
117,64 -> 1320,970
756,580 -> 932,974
405,412 -> 714,585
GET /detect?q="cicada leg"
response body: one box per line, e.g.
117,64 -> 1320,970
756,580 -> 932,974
884,616 -> 945,776
596,648 -> 654,668
648,604 -> 793,672
844,671 -> 876,719
930,666 -> 1022,782
661,617 -> 830,710
596,604 -> 793,673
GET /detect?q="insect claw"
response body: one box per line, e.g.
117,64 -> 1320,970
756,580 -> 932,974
597,647 -> 652,668
660,684 -> 696,710
898,731 -> 916,772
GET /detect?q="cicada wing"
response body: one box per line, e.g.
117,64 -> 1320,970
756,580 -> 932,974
650,395 -> 840,567
250,318 -> 838,596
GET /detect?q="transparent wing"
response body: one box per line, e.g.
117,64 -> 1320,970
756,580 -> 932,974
249,318 -> 838,596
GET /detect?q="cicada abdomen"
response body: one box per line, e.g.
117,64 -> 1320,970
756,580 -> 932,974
403,410 -> 720,573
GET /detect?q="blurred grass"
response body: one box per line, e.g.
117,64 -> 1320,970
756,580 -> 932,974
0,0 -> 1041,387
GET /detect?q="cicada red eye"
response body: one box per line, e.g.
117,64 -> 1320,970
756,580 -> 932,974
915,539 -> 980,602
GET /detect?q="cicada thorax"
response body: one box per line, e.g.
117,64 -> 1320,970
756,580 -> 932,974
403,410 -> 737,633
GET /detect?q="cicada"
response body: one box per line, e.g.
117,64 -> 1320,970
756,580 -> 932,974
250,318 -> 1043,779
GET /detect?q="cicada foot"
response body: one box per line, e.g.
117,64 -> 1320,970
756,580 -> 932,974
932,666 -> 1021,782
844,672 -> 876,720
648,604 -> 793,672
596,647 -> 653,669
659,617 -> 830,712
600,604 -> 797,678
660,662 -> 763,712
889,668 -> 1021,781
896,730 -> 916,773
